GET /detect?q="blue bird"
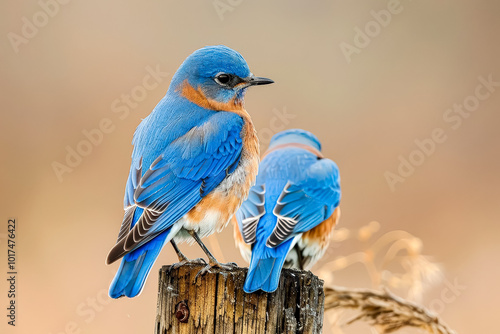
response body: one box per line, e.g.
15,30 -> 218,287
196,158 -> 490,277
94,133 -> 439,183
106,45 -> 273,298
233,129 -> 341,293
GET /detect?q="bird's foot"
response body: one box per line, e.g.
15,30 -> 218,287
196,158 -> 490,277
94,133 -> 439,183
189,257 -> 207,265
168,257 -> 207,275
193,261 -> 238,283
212,261 -> 238,270
167,259 -> 190,276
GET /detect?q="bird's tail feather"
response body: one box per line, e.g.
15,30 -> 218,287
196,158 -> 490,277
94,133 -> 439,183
243,256 -> 286,293
109,230 -> 168,298
243,239 -> 294,293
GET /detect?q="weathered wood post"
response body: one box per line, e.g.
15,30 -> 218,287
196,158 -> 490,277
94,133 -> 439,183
155,263 -> 325,334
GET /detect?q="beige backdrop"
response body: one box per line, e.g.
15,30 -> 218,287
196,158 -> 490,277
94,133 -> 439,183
1,1 -> 499,333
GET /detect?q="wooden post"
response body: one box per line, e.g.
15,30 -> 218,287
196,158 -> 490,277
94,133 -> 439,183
155,263 -> 325,334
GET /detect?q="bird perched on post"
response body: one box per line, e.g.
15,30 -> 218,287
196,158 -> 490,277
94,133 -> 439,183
106,45 -> 273,298
233,129 -> 341,293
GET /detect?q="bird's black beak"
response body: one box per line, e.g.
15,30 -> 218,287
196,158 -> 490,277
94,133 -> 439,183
247,76 -> 274,86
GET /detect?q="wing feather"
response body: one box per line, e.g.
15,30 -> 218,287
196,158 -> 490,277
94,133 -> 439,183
235,184 -> 266,244
266,158 -> 341,248
106,112 -> 244,264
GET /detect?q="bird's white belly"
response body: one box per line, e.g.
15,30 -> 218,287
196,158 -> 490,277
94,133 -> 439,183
297,238 -> 326,270
173,209 -> 223,244
173,157 -> 254,244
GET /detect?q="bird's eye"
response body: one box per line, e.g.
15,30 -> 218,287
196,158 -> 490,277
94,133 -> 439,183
215,73 -> 231,85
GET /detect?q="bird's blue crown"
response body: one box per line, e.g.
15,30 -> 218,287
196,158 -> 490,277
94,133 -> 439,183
168,45 -> 253,104
269,129 -> 322,151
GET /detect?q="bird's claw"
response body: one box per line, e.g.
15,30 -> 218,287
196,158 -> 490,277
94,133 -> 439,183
168,257 -> 207,276
190,257 -> 207,265
217,262 -> 238,269
167,259 -> 190,275
193,261 -> 238,283
193,264 -> 212,283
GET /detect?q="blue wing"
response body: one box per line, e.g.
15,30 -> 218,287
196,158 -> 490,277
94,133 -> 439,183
266,158 -> 341,248
106,111 -> 244,264
235,184 -> 266,244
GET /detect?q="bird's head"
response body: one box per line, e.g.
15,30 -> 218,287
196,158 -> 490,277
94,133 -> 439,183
268,129 -> 322,152
169,45 -> 273,111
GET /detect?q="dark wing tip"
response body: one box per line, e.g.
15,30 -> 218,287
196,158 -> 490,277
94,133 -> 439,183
105,255 -> 115,265
106,238 -> 127,265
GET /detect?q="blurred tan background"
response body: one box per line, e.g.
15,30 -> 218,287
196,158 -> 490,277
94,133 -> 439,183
1,1 -> 499,333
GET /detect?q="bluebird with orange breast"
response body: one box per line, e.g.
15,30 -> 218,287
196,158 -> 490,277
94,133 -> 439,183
105,45 -> 273,298
233,129 -> 341,293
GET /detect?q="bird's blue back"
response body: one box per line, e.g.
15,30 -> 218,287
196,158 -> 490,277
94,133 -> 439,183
253,148 -> 319,249
130,95 -> 214,180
